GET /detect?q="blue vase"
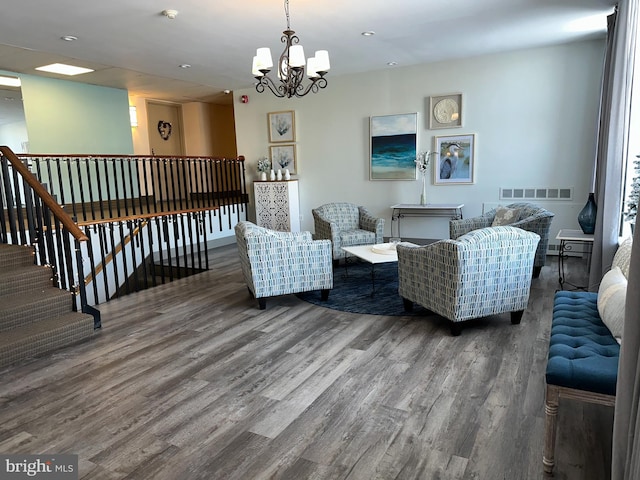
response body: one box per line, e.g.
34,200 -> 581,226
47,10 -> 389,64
578,193 -> 597,234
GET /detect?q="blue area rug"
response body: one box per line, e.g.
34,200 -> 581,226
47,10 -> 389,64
296,261 -> 431,316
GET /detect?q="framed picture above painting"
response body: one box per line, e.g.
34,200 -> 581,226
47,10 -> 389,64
268,110 -> 296,142
433,134 -> 475,185
428,93 -> 462,129
270,144 -> 297,174
369,113 -> 418,181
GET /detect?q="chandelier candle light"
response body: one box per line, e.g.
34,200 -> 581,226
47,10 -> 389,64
415,151 -> 436,205
252,0 -> 330,98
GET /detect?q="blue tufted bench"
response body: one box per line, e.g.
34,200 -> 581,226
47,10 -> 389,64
543,290 -> 620,474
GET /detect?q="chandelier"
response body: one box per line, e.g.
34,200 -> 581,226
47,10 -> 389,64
252,0 -> 330,98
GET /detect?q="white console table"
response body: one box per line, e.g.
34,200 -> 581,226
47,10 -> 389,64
390,203 -> 464,238
254,180 -> 300,232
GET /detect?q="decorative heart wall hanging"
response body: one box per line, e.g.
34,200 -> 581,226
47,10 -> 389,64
157,120 -> 172,141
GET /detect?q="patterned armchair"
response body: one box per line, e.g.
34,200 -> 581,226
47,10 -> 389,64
449,202 -> 554,278
235,221 -> 333,309
312,202 -> 384,263
397,226 -> 540,335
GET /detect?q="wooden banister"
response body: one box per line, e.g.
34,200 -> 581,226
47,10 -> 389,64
0,146 -> 88,242
76,206 -> 219,227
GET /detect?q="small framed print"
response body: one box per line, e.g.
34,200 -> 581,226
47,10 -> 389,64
270,144 -> 297,174
268,110 -> 295,142
433,133 -> 475,185
429,93 -> 463,129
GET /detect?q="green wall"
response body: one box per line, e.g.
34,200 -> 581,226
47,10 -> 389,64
19,74 -> 133,154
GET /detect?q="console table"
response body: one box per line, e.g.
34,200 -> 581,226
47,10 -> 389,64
390,203 -> 464,238
556,229 -> 594,290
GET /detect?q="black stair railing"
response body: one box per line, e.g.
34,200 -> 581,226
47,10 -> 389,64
78,208 -> 213,304
1,147 -> 249,315
0,146 -> 100,327
18,153 -> 247,225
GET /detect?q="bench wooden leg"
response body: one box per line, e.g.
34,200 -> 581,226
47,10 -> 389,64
543,384 -> 559,475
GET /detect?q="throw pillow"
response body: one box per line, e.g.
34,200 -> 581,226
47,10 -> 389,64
612,236 -> 633,279
597,266 -> 627,344
491,206 -> 520,226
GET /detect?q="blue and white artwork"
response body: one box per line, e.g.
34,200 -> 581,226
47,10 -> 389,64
370,113 -> 418,180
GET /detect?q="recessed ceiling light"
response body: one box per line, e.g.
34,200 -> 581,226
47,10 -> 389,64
61,35 -> 78,42
35,63 -> 94,76
179,64 -> 191,69
162,9 -> 178,19
0,75 -> 21,87
387,61 -> 398,66
361,31 -> 375,36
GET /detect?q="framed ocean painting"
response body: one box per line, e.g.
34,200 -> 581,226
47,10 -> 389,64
370,113 -> 418,180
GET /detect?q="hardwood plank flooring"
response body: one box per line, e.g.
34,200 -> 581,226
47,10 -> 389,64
0,245 -> 613,479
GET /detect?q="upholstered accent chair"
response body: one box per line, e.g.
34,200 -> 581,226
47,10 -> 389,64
235,221 -> 333,310
449,202 -> 554,278
397,226 -> 540,335
312,202 -> 384,263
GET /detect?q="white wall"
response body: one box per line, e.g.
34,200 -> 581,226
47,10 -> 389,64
0,121 -> 28,153
234,40 -> 605,241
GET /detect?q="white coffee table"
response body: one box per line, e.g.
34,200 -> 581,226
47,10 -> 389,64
341,243 -> 400,296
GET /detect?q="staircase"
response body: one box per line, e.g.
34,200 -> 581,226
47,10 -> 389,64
0,244 -> 95,368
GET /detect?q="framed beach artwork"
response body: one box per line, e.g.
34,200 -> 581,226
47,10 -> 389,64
268,110 -> 296,143
270,144 -> 297,174
369,113 -> 418,180
433,133 -> 475,185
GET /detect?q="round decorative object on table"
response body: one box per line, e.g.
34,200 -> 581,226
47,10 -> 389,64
277,169 -> 283,181
260,171 -> 267,181
578,192 -> 597,234
371,243 -> 397,255
270,169 -> 276,181
284,168 -> 291,180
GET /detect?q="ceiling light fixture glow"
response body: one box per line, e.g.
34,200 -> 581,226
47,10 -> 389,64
61,35 -> 78,42
179,64 -> 191,69
361,31 -> 375,36
566,13 -> 607,32
0,75 -> 21,87
35,63 -> 94,76
252,0 -> 330,98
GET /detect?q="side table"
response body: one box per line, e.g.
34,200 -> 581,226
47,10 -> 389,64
556,229 -> 594,290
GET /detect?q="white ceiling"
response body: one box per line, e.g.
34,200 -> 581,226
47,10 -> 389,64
0,0 -> 616,108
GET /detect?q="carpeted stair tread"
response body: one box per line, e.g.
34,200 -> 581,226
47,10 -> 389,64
0,288 -> 73,332
0,265 -> 53,295
0,312 -> 95,368
0,244 -> 35,270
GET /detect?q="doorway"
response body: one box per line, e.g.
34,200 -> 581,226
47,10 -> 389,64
147,102 -> 185,205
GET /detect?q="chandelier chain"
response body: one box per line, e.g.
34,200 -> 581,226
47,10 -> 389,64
285,0 -> 290,30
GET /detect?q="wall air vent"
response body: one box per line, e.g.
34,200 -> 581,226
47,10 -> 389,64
500,187 -> 573,201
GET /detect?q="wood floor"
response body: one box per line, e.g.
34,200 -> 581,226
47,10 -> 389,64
0,245 -> 613,480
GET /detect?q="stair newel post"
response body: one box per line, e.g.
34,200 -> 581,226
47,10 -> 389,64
74,233 -> 101,329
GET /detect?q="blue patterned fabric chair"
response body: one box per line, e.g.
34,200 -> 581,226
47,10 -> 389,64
235,221 -> 333,309
312,202 -> 384,263
397,226 -> 540,335
449,202 -> 554,278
